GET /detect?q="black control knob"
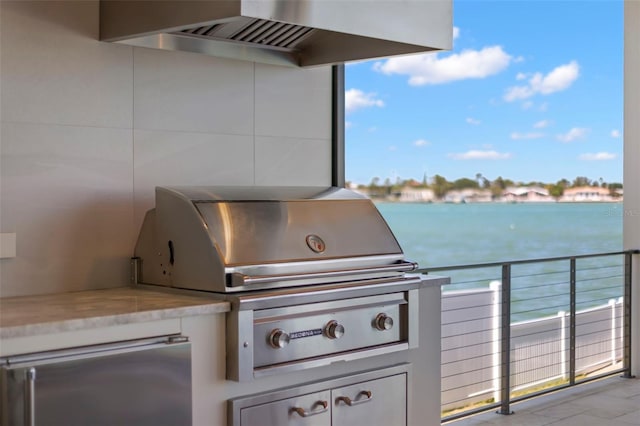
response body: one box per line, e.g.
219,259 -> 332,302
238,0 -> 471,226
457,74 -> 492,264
374,313 -> 394,331
269,329 -> 290,348
325,320 -> 345,339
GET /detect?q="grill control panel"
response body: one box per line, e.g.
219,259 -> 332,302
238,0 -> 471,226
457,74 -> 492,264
252,293 -> 408,369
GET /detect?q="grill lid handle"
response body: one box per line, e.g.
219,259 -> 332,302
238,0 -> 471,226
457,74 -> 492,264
229,261 -> 418,287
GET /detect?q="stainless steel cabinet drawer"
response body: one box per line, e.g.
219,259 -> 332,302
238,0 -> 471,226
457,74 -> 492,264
332,374 -> 406,426
228,364 -> 409,426
240,391 -> 331,426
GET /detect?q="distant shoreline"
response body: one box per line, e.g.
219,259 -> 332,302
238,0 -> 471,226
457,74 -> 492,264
371,200 -> 624,204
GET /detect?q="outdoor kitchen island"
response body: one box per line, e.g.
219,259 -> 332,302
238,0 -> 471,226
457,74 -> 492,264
0,275 -> 445,426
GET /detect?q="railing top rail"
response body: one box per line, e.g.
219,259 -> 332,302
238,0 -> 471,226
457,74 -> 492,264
416,249 -> 640,274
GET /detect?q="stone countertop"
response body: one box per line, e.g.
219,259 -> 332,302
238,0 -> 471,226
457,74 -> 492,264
0,287 -> 230,339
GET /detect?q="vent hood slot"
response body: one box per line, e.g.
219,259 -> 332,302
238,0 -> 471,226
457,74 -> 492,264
100,0 -> 452,67
180,19 -> 316,50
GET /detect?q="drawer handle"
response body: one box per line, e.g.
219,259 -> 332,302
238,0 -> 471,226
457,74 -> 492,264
291,400 -> 329,417
336,390 -> 373,406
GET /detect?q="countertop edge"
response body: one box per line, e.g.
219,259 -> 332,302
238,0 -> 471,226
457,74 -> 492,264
0,303 -> 230,340
0,288 -> 231,340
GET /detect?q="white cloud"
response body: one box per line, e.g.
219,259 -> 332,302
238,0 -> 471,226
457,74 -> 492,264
510,132 -> 544,140
611,129 -> 621,138
388,145 -> 397,151
579,152 -> 617,161
516,72 -> 528,81
533,120 -> 551,129
414,139 -> 430,147
345,89 -> 384,114
504,61 -> 580,102
466,117 -> 481,125
448,150 -> 512,160
453,27 -> 460,40
373,45 -> 512,86
521,101 -> 534,110
557,127 -> 589,143
345,121 -> 353,129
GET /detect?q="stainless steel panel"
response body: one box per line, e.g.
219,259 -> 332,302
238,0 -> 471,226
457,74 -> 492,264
195,198 -> 402,266
228,364 -> 410,426
230,275 -> 435,311
228,260 -> 416,287
100,0 -> 452,67
222,276 -> 446,382
134,186 -> 411,293
332,374 -> 407,426
240,390 -> 331,426
253,343 -> 409,380
253,294 -> 406,367
1,338 -> 191,426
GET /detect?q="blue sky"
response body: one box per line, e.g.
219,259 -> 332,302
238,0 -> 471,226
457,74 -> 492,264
345,0 -> 623,186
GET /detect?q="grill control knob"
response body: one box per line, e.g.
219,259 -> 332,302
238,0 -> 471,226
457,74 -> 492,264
374,313 -> 394,331
325,320 -> 345,339
269,329 -> 290,349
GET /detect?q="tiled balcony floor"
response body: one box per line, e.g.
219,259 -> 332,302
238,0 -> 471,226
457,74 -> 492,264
446,376 -> 640,426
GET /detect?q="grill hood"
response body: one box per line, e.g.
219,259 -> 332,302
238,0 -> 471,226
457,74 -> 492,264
100,0 -> 452,67
133,186 -> 416,293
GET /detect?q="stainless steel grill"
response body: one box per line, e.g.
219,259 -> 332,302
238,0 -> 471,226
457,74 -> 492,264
132,186 -> 447,381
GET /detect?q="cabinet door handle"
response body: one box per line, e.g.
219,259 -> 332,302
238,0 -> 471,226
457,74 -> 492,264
291,400 -> 329,417
24,368 -> 36,426
336,390 -> 373,406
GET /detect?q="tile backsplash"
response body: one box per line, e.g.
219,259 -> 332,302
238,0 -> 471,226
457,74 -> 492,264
0,0 -> 332,297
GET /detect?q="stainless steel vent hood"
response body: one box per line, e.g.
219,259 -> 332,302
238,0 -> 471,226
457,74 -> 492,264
100,0 -> 452,67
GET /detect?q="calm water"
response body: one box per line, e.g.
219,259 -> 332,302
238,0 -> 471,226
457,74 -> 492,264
376,202 -> 625,320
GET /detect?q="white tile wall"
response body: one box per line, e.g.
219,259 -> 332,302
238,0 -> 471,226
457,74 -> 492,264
0,122 -> 134,297
0,0 -> 333,297
133,48 -> 255,134
255,136 -> 331,186
624,1 -> 640,375
255,64 -> 332,140
0,1 -> 133,129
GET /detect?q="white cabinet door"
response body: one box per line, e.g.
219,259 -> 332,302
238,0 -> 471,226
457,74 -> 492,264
240,390 -> 331,426
331,374 -> 406,426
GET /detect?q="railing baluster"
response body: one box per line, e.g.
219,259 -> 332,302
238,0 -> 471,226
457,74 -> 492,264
497,263 -> 513,415
570,257 -> 576,385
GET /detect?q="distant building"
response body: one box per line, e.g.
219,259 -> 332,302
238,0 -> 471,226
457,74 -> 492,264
502,186 -> 554,202
444,189 -> 492,203
559,186 -> 616,202
399,186 -> 435,202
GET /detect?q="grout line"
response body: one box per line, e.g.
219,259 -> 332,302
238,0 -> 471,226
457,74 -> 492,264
131,47 -> 136,232
252,62 -> 256,185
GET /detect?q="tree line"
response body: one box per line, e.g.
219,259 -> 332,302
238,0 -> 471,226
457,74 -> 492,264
355,174 -> 623,199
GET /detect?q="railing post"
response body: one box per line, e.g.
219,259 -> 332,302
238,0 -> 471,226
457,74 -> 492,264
569,257 -> 576,385
622,251 -> 634,378
497,263 -> 513,415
